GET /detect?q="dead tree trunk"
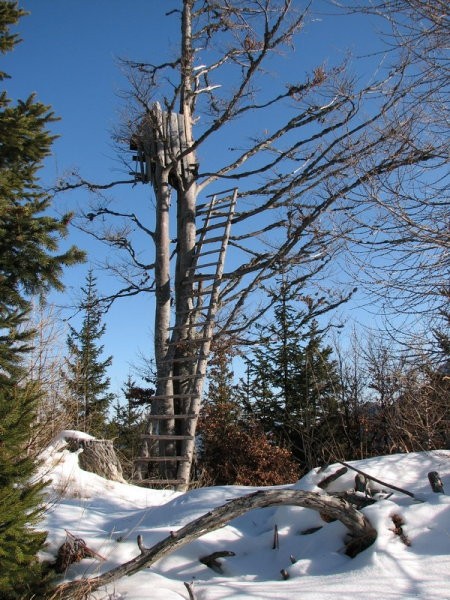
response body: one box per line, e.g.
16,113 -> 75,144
77,439 -> 124,483
52,489 -> 377,599
66,437 -> 124,483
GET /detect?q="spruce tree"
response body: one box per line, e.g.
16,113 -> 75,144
64,270 -> 114,437
198,341 -> 298,486
108,376 -> 148,479
239,276 -> 342,471
0,3 -> 84,596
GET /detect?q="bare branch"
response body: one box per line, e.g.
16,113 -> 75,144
51,489 -> 377,599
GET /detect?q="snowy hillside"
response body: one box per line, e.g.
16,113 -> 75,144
39,432 -> 450,599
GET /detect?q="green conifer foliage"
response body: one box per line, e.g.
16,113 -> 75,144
0,3 -> 84,596
0,334 -> 48,598
108,376 -> 148,479
239,276 -> 343,471
64,270 -> 114,437
197,340 -> 299,486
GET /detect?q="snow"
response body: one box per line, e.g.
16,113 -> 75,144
38,433 -> 450,599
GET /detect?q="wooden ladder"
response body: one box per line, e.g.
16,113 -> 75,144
138,187 -> 238,488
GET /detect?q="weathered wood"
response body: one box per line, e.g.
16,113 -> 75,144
272,524 -> 279,550
338,461 -> 416,499
317,466 -> 348,489
51,489 -> 377,599
428,471 -> 444,493
184,581 -> 196,600
199,550 -> 235,573
332,491 -> 378,510
67,438 -> 124,483
355,473 -> 369,494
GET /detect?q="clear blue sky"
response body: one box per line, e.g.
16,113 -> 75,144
5,1 -> 383,394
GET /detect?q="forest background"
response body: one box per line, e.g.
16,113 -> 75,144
5,0 -> 439,385
4,0 -> 448,474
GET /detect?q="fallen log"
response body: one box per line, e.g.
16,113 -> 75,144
317,466 -> 348,489
51,489 -> 377,599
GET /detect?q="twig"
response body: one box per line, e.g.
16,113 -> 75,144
199,550 -> 235,573
137,535 -> 147,555
337,461 -> 416,499
272,524 -> 279,549
184,581 -> 196,600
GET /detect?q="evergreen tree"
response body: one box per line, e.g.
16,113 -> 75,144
108,376 -> 148,479
0,311 -> 49,599
0,3 -> 84,596
197,340 -> 299,486
64,270 -> 113,437
239,276 -> 342,471
291,320 -> 343,469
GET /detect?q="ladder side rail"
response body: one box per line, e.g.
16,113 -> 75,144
190,194 -> 218,272
176,188 -> 238,489
140,189 -> 238,489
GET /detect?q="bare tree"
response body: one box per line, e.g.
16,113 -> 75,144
62,0 -> 441,488
334,0 -> 449,327
22,303 -> 76,451
334,329 -> 449,458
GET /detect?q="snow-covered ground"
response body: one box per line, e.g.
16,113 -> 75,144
39,432 -> 450,599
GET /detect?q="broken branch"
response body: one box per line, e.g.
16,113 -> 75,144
52,489 -> 377,599
338,461 -> 416,499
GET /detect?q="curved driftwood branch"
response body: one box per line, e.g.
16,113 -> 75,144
52,489 -> 377,599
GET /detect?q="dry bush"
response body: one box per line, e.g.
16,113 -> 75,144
197,400 -> 299,486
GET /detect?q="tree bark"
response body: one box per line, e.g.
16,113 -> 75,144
67,438 -> 124,483
51,489 -> 377,599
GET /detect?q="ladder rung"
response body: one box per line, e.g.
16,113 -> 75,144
187,261 -> 219,270
175,306 -> 210,314
136,456 -> 190,462
199,236 -> 225,245
168,336 -> 212,345
197,196 -> 234,211
146,414 -> 197,420
159,356 -> 205,364
191,288 -> 215,296
150,393 -> 198,400
156,373 -> 203,381
194,248 -> 222,257
141,434 -> 195,440
168,323 -> 204,330
196,209 -> 229,217
197,221 -> 229,233
183,273 -> 217,283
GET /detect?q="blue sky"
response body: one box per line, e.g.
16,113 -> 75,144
5,1 -> 385,394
